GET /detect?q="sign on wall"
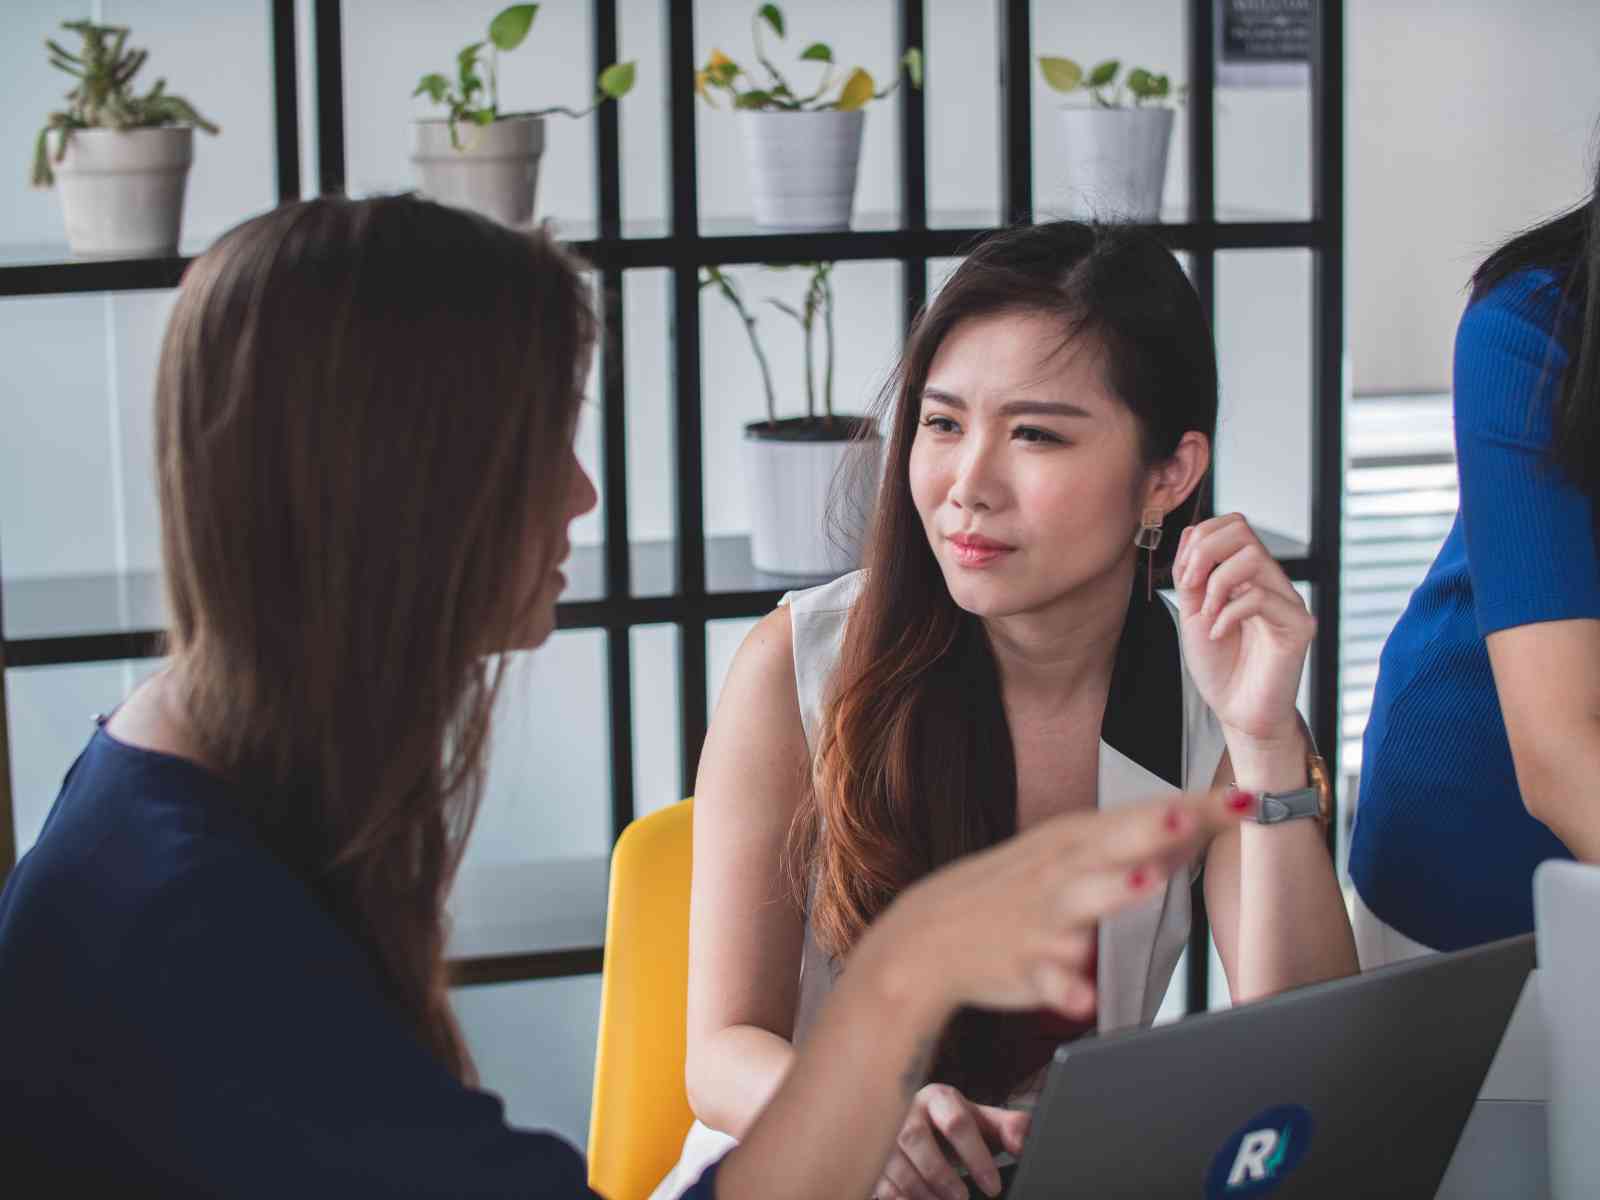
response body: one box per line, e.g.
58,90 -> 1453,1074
1216,0 -> 1313,88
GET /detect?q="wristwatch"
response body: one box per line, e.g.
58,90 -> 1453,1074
1254,752 -> 1331,827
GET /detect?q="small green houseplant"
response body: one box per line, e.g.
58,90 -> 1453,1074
696,4 -> 922,229
31,20 -> 218,257
1037,54 -> 1185,222
410,4 -> 637,227
701,262 -> 879,576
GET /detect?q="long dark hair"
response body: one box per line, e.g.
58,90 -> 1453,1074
1471,150 -> 1599,499
790,221 -> 1218,1101
156,195 -> 594,1080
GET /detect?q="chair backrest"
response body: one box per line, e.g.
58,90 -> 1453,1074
588,799 -> 696,1200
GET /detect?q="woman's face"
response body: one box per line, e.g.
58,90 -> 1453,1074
520,440 -> 599,649
908,310 -> 1158,620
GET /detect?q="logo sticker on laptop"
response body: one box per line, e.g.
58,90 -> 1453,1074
1204,1105 -> 1314,1196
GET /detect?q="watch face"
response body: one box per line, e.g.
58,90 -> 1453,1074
1308,753 -> 1332,822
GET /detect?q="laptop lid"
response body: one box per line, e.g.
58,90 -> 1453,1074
1535,860 -> 1600,1200
1008,933 -> 1535,1199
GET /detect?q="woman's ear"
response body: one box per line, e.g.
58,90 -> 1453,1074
1145,431 -> 1211,515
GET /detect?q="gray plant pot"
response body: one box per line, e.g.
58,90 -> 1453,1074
411,114 -> 545,228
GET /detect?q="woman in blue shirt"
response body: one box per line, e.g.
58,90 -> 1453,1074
0,195 -> 1245,1197
1351,159 -> 1600,959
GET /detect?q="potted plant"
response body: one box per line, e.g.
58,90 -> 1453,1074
412,4 -> 635,228
701,263 -> 880,576
30,20 -> 218,258
697,4 -> 921,230
1037,55 -> 1184,223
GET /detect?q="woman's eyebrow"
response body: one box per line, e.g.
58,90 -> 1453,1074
921,388 -> 1091,419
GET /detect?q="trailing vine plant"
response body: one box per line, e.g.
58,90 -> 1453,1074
414,4 -> 636,150
696,4 -> 920,113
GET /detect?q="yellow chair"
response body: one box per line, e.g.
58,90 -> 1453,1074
588,799 -> 696,1200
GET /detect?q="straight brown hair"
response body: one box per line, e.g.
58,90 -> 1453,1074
791,221 -> 1218,1101
155,195 -> 594,1079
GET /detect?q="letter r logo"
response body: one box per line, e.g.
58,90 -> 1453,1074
1227,1129 -> 1280,1186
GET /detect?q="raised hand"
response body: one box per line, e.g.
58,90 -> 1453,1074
1170,513 -> 1315,744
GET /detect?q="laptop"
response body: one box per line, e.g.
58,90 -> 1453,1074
1535,860 -> 1600,1200
995,933 -> 1535,1199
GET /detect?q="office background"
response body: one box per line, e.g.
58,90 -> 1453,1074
2,0 -> 1596,1149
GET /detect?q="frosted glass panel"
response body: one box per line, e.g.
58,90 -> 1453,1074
617,0 -> 668,228
630,623 -> 682,817
6,659 -> 163,856
342,0 -> 598,225
110,290 -> 176,575
692,0 -> 900,226
623,270 -> 675,555
706,617 -> 757,718
926,3 -> 1000,225
0,294 -> 118,580
1216,83 -> 1312,222
1212,249 -> 1313,546
1031,0 -> 1191,220
451,974 -> 602,1149
467,631 -> 611,869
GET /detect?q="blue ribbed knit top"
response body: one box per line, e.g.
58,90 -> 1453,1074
1349,267 -> 1591,951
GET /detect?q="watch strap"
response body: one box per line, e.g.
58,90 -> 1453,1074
1256,786 -> 1323,824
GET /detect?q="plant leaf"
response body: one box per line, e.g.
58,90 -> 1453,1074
799,42 -> 832,63
734,89 -> 772,109
458,41 -> 485,68
469,108 -> 495,126
757,4 -> 784,38
1037,56 -> 1083,92
1088,58 -> 1119,87
599,61 -> 636,98
413,72 -> 451,102
1127,67 -> 1154,95
902,47 -> 923,88
835,66 -> 873,111
488,5 -> 538,52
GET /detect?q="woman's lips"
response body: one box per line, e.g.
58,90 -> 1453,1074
949,535 -> 1015,568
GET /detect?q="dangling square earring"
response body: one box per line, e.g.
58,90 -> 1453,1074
1134,508 -> 1164,601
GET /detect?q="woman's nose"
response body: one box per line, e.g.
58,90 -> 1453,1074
569,456 -> 599,519
948,442 -> 1000,513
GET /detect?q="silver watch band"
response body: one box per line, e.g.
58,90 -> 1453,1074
1255,786 -> 1322,824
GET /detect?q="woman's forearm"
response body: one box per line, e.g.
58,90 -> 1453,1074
1227,731 -> 1358,1001
686,1026 -> 795,1139
715,926 -> 952,1200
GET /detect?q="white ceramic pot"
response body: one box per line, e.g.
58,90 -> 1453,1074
1053,106 -> 1175,223
738,110 -> 865,230
51,126 -> 194,258
411,114 -> 545,228
741,419 -> 881,576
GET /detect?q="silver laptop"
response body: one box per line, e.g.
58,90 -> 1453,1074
1003,933 -> 1535,1199
1535,860 -> 1600,1200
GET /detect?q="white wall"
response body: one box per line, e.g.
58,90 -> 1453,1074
1348,0 -> 1600,394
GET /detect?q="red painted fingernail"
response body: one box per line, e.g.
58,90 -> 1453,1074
1128,866 -> 1149,889
1164,805 -> 1186,833
1226,788 -> 1257,813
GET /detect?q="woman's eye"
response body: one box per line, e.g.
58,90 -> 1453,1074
1014,425 -> 1063,445
920,414 -> 959,434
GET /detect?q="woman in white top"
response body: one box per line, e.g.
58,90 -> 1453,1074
659,221 -> 1358,1200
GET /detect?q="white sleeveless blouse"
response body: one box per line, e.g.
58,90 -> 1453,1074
650,571 -> 1228,1200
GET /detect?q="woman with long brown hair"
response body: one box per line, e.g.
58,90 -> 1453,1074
0,196 -> 1246,1198
664,222 -> 1358,1200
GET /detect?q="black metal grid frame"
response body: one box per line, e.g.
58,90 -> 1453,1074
0,1 -> 1345,1010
